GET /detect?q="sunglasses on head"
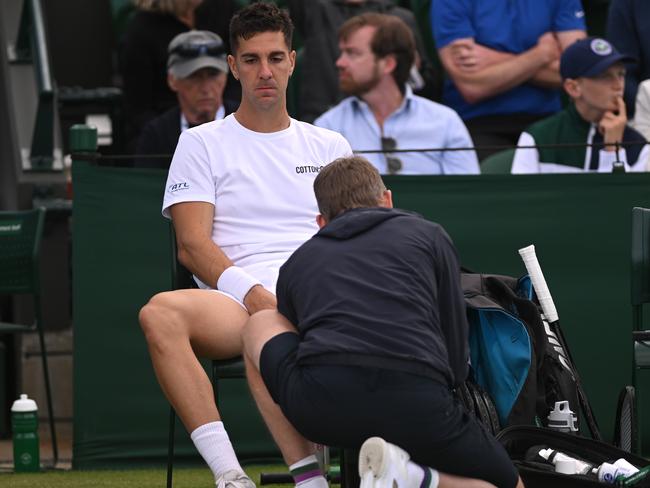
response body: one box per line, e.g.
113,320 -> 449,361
170,41 -> 226,58
381,136 -> 403,175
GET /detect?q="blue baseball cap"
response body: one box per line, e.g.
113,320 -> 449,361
560,37 -> 634,80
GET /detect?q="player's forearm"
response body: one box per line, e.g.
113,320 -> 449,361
177,238 -> 233,288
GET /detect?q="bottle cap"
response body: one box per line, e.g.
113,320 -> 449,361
548,401 -> 578,432
11,394 -> 38,412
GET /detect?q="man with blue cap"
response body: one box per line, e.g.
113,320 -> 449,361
512,37 -> 649,173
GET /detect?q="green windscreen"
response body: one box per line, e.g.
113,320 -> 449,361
72,162 -> 650,466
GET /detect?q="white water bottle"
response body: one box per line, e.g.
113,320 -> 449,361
538,448 -> 594,475
593,459 -> 639,484
547,401 -> 578,433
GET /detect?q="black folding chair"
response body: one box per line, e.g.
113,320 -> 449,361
627,206 -> 650,454
166,224 -> 247,487
165,223 -> 356,487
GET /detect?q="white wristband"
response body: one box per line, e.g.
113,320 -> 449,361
216,266 -> 262,303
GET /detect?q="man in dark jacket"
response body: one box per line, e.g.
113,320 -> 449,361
135,30 -> 237,169
242,156 -> 523,488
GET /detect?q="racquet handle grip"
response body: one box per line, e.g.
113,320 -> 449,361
518,245 -> 559,322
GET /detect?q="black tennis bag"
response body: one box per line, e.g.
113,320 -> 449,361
461,272 -> 585,432
497,426 -> 650,487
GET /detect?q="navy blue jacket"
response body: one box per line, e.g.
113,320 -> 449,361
134,99 -> 238,169
276,207 -> 469,387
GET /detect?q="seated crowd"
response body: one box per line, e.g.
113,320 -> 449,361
133,2 -> 649,487
123,0 -> 650,174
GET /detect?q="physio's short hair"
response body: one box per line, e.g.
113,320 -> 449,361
338,13 -> 415,88
314,156 -> 386,222
229,2 -> 293,54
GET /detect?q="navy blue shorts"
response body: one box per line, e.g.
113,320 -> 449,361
260,332 -> 519,488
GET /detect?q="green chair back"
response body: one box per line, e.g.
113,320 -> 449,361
0,206 -> 57,464
0,208 -> 45,295
480,149 -> 515,174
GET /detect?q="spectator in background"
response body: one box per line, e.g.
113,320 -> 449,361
430,0 -> 586,161
315,13 -> 478,175
606,0 -> 650,119
120,0 -> 240,151
288,0 -> 441,123
135,31 -> 237,169
511,38 -> 648,173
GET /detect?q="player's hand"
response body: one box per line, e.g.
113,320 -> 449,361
599,96 -> 627,152
243,285 -> 277,315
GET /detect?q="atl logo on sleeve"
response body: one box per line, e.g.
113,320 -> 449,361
169,182 -> 190,193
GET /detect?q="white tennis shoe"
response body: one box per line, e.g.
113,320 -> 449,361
358,437 -> 415,488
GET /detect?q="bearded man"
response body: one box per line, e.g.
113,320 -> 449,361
315,13 -> 479,175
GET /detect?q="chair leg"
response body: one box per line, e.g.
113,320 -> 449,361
36,325 -> 58,466
341,448 -> 360,488
167,407 -> 176,488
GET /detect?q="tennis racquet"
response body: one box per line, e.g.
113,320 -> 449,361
518,244 -> 602,440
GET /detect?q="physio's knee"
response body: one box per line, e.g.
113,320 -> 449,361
139,292 -> 185,342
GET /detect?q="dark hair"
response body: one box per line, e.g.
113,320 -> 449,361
314,156 -> 386,222
338,13 -> 415,88
229,1 -> 293,54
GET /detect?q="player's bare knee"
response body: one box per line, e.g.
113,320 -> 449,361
139,292 -> 184,343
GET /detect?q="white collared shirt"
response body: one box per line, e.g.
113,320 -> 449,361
314,85 -> 479,175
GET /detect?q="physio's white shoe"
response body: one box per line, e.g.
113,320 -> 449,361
358,437 -> 414,488
215,469 -> 256,488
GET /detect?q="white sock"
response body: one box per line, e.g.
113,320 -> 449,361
408,462 -> 439,488
190,421 -> 244,480
289,455 -> 328,488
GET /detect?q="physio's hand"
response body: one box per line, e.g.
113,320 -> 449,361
243,285 -> 277,315
599,96 -> 627,152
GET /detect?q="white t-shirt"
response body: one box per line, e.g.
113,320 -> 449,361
163,114 -> 352,290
